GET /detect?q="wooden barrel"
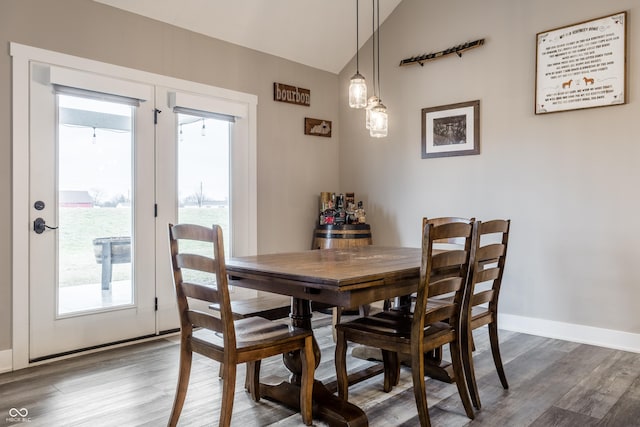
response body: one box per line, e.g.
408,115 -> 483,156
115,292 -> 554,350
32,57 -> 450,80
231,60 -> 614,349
313,224 -> 372,249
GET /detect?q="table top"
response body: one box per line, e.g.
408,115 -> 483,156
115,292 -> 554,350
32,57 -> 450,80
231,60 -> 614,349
226,246 -> 423,306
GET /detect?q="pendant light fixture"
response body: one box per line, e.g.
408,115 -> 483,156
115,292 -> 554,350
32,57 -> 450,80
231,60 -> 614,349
369,0 -> 388,137
349,0 -> 367,108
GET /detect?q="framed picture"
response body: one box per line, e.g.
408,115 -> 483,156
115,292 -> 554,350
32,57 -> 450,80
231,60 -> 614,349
535,11 -> 626,114
421,100 -> 479,159
304,117 -> 332,137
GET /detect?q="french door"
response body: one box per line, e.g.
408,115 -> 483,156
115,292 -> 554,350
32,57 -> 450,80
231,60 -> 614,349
12,43 -> 257,367
28,64 -> 157,360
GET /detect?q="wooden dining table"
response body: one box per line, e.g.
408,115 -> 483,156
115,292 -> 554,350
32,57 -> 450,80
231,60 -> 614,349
226,245 -> 433,427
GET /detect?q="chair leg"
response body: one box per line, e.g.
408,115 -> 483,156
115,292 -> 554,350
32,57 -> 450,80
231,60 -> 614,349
449,340 -> 475,420
381,350 -> 400,392
332,307 -> 341,342
245,360 -> 261,402
335,328 -> 349,399
219,361 -> 237,427
300,335 -> 315,426
168,344 -> 193,427
461,330 -> 481,410
410,347 -> 431,427
489,322 -> 509,389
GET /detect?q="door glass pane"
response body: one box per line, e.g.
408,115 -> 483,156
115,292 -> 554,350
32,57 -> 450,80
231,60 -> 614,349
57,94 -> 134,315
177,114 -> 231,261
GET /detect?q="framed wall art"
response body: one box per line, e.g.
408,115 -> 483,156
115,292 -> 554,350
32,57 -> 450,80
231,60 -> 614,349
421,100 -> 479,159
535,11 -> 626,114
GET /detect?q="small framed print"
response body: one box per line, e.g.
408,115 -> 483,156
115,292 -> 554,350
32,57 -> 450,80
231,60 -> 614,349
304,117 -> 332,137
421,100 -> 479,159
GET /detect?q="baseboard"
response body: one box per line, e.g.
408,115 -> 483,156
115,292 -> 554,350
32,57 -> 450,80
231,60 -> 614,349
499,313 -> 640,354
0,349 -> 12,373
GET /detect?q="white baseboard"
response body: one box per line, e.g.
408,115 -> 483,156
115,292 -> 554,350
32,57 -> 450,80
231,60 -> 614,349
499,313 -> 640,354
0,349 -> 12,373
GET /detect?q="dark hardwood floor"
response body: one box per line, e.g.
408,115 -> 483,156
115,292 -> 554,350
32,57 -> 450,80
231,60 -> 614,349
1,312 -> 639,426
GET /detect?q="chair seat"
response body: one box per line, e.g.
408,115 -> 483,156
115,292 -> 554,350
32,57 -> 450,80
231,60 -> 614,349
194,316 -> 312,355
336,310 -> 454,352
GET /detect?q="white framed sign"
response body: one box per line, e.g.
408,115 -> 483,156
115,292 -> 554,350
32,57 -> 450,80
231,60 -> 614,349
535,11 -> 626,114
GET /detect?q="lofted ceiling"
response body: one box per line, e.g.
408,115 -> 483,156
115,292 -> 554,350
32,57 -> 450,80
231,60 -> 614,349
93,0 -> 403,74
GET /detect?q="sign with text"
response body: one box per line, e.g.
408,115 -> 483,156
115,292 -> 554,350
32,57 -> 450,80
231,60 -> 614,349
535,11 -> 626,114
273,82 -> 310,106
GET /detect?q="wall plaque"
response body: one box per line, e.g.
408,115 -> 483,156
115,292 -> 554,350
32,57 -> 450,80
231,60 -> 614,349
274,82 -> 310,106
535,11 -> 626,114
305,118 -> 332,137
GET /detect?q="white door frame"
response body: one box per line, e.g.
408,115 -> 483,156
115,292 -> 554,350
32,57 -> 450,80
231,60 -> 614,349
10,43 -> 258,370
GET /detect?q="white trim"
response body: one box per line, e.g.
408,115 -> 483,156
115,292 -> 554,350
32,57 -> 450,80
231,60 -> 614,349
0,349 -> 12,374
10,42 -> 258,370
499,313 -> 640,354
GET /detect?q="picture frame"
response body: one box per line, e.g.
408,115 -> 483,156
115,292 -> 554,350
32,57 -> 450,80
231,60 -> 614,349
535,11 -> 626,114
304,117 -> 332,137
421,100 -> 479,159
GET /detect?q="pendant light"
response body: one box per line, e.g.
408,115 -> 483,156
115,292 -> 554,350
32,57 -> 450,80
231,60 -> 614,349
369,0 -> 388,137
349,0 -> 367,108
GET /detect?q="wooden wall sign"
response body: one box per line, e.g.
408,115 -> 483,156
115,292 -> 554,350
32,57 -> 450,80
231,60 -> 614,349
535,11 -> 626,114
305,118 -> 332,137
273,82 -> 310,106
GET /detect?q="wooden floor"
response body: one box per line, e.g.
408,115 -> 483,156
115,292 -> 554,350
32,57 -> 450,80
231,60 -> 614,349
1,312 -> 639,427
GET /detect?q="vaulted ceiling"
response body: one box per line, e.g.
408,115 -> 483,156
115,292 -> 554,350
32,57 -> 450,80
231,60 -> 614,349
93,0 -> 403,74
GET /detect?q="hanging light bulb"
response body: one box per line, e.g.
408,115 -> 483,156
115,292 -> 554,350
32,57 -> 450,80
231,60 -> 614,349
348,0 -> 367,108
200,119 -> 206,136
369,101 -> 388,138
365,95 -> 379,129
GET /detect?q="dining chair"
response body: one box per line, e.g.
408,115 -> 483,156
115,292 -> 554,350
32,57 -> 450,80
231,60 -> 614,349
335,221 -> 477,426
167,223 -> 314,427
461,219 -> 511,410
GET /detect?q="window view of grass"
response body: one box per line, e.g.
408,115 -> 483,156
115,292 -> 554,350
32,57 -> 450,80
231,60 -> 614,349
59,207 -> 229,287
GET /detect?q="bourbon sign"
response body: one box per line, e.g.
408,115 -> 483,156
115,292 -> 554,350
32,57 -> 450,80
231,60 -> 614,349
274,82 -> 310,106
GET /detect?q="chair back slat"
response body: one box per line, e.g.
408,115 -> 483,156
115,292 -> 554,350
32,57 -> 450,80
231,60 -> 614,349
476,243 -> 505,264
181,282 -> 220,304
187,310 -> 224,332
423,216 -> 475,245
471,289 -> 494,306
177,253 -> 218,274
475,267 -> 500,284
424,303 -> 456,324
428,276 -> 464,298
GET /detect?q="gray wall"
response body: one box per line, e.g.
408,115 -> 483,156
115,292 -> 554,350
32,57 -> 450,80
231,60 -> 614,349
338,0 -> 640,335
0,0 -> 340,352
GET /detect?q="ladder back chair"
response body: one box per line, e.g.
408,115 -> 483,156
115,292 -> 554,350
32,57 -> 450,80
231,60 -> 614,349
461,219 -> 511,409
167,223 -> 314,426
335,221 -> 477,426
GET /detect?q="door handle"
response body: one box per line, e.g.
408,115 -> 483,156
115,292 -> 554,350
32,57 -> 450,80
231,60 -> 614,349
34,217 -> 59,234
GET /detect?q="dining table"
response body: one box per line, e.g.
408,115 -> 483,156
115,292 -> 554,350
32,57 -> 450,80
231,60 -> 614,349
225,245 -> 450,427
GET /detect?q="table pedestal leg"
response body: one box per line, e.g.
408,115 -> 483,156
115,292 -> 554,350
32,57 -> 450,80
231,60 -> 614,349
260,297 -> 369,427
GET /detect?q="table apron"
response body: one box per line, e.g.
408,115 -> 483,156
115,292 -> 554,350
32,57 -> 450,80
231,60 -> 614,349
229,274 -> 419,307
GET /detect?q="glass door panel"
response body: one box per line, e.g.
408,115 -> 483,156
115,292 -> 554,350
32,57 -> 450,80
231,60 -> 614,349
177,114 -> 230,255
57,94 -> 134,315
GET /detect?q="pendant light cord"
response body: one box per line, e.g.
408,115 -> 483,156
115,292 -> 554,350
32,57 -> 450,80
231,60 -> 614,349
376,0 -> 381,99
372,0 -> 376,97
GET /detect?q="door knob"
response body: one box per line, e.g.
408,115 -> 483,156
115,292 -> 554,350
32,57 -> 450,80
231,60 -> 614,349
34,217 -> 58,234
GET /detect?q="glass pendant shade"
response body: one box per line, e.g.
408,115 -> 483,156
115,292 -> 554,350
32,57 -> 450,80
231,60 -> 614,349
369,101 -> 388,138
349,72 -> 367,109
365,95 -> 380,129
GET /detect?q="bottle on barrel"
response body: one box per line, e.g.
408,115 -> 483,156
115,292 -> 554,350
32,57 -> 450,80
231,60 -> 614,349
334,193 -> 346,225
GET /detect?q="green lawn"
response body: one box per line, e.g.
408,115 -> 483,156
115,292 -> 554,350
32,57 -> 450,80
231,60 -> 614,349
59,207 -> 228,286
